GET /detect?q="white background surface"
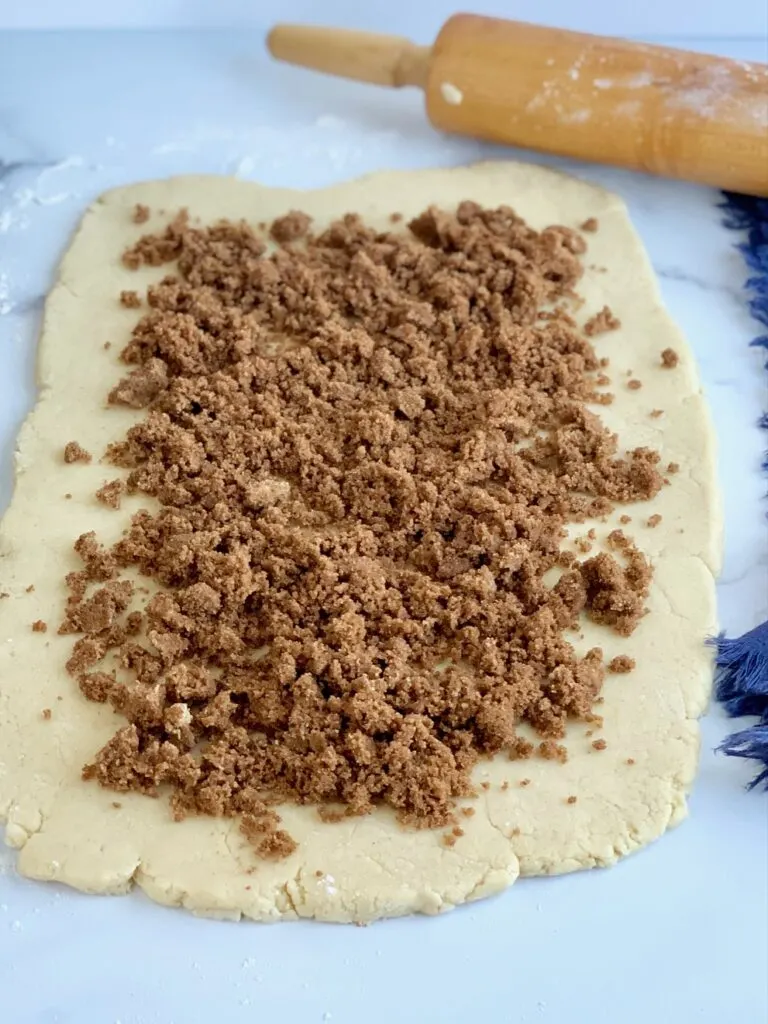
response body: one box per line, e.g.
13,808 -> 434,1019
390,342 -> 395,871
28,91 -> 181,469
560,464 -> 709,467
0,0 -> 766,37
0,4 -> 767,1024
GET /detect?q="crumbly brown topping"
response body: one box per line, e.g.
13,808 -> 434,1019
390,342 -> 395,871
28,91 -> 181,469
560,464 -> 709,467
95,480 -> 124,509
65,199 -> 661,857
41,708 -> 52,720
667,462 -> 679,474
270,211 -> 312,244
132,203 -> 150,225
580,218 -> 598,232
120,290 -> 142,309
32,620 -> 47,633
584,306 -> 621,336
647,514 -> 662,528
608,655 -> 635,673
627,379 -> 642,391
64,441 -> 92,464
661,348 -> 679,368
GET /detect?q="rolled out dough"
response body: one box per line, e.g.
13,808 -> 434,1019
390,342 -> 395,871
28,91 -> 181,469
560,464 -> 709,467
0,163 -> 720,923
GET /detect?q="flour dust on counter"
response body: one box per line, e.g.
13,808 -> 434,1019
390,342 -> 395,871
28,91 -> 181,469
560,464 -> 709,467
0,162 -> 720,923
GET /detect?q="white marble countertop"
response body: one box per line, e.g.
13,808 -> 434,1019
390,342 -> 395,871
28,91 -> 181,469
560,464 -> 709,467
0,28 -> 766,1024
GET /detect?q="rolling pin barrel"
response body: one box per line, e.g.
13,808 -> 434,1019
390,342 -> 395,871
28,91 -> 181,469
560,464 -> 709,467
427,16 -> 768,195
267,16 -> 768,195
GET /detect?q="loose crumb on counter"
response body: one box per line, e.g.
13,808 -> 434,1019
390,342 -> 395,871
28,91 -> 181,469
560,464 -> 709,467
592,739 -> 607,751
32,620 -> 48,633
661,348 -> 679,368
132,203 -> 150,224
647,514 -> 662,528
580,217 -> 599,232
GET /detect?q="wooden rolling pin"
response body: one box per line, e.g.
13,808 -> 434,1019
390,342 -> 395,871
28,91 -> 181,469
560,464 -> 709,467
267,16 -> 768,195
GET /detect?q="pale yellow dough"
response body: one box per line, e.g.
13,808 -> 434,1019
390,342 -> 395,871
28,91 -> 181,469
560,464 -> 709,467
0,163 -> 720,922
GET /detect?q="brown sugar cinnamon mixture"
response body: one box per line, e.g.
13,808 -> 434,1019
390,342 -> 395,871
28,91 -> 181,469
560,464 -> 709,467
64,200 -> 662,857
584,306 -> 621,336
64,441 -> 92,464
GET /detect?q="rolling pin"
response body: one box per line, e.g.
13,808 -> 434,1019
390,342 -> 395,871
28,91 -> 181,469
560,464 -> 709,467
267,16 -> 768,196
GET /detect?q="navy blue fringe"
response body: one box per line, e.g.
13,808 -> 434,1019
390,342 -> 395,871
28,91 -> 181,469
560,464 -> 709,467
714,192 -> 768,789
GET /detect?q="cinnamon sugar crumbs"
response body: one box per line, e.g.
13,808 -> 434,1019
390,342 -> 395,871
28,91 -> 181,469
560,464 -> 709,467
270,210 -> 312,244
619,515 -> 631,525
95,480 -> 124,509
32,620 -> 47,633
25,585 -> 34,593
580,218 -> 599,232
566,795 -> 577,804
538,740 -> 568,763
580,534 -> 652,636
64,441 -> 92,464
627,379 -> 642,391
120,290 -> 141,309
661,348 -> 679,368
65,199 -> 662,858
584,306 -> 621,336
608,655 -> 635,673
132,203 -> 150,225
667,462 -> 679,474
592,739 -> 607,751
650,409 -> 663,418
41,708 -> 52,720
647,514 -> 662,528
